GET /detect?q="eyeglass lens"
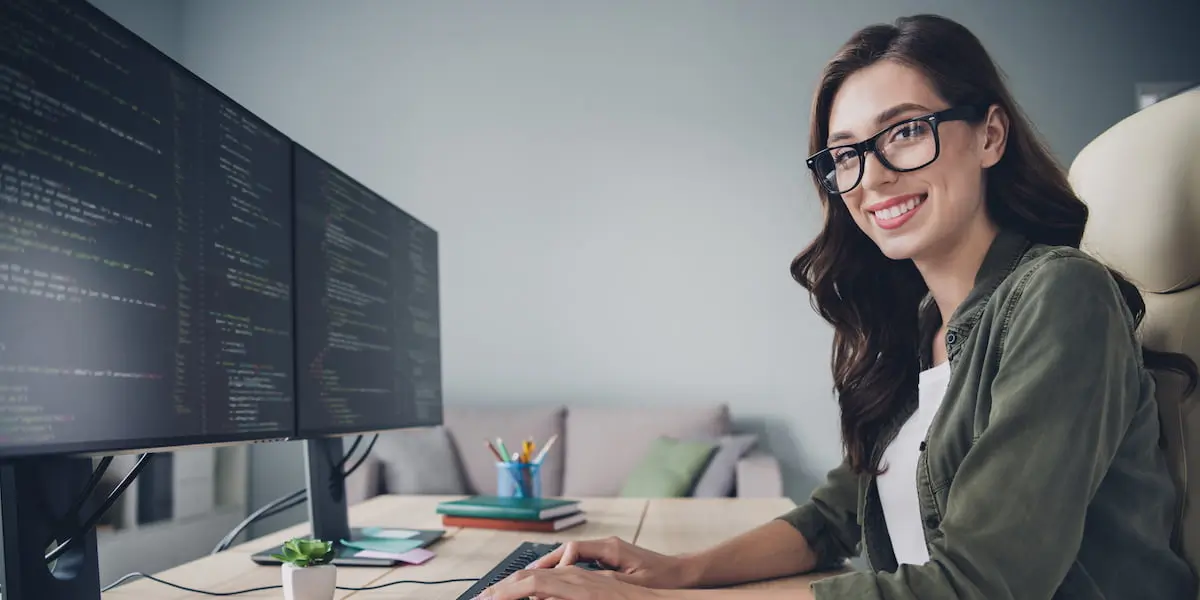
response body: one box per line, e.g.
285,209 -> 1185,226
813,120 -> 937,194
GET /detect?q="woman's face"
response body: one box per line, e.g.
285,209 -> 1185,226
824,60 -> 1006,263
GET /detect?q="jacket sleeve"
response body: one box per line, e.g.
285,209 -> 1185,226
811,253 -> 1144,599
776,455 -> 861,570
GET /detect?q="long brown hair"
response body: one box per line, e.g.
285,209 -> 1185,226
790,14 -> 1199,475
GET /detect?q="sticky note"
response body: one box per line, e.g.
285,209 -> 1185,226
361,527 -> 420,539
341,538 -> 425,554
396,548 -> 436,564
355,549 -> 403,560
354,548 -> 436,564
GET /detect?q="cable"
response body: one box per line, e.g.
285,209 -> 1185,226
45,453 -> 154,563
338,434 -> 378,485
322,434 -> 374,495
58,456 -> 113,532
35,455 -> 115,551
329,435 -> 363,477
210,490 -> 306,555
101,571 -> 480,595
211,434 -> 379,554
249,493 -> 307,524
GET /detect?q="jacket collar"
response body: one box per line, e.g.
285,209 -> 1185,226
919,228 -> 1032,369
970,227 -> 1033,298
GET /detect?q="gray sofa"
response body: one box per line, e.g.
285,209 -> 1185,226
345,403 -> 783,502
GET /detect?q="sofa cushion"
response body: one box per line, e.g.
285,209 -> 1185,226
443,405 -> 566,497
562,404 -> 731,496
688,433 -> 758,497
619,437 -> 719,497
373,426 -> 469,495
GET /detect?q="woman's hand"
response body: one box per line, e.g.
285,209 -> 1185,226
526,536 -> 697,589
474,564 -> 664,600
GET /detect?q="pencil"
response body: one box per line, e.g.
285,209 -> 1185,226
486,440 -> 505,463
532,434 -> 558,464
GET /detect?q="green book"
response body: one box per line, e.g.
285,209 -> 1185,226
436,496 -> 580,521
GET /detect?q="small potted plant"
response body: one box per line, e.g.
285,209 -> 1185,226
271,538 -> 337,600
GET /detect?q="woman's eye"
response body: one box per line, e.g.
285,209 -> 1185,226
891,123 -> 927,141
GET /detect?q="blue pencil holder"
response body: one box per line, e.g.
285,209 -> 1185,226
496,461 -> 542,499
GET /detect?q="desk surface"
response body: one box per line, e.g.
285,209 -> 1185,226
103,495 -> 841,599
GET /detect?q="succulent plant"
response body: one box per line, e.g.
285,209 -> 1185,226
271,538 -> 334,568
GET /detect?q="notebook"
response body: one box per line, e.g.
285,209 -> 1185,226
441,512 -> 587,532
435,496 -> 580,521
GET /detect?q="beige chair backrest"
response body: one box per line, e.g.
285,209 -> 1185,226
1069,87 -> 1200,581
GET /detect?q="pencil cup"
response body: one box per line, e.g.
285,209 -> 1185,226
496,461 -> 542,499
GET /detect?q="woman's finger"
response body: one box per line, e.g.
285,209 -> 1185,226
527,544 -> 566,569
557,541 -> 579,567
478,568 -> 580,600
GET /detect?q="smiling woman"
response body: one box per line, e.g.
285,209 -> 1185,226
472,13 -> 1199,600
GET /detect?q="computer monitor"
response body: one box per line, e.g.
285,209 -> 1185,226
0,0 -> 295,596
249,143 -> 442,565
293,143 -> 442,437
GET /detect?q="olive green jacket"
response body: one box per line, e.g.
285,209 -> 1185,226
779,229 -> 1196,599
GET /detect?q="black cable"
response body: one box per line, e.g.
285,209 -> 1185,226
339,434 -> 378,485
38,455 -> 115,550
45,453 -> 153,563
252,493 -> 307,523
101,571 -> 480,595
328,433 -> 377,499
210,489 -> 306,555
211,434 -> 379,554
58,456 -> 113,532
334,436 -> 364,474
320,435 -> 363,493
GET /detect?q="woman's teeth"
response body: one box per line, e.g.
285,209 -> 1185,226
874,195 -> 925,220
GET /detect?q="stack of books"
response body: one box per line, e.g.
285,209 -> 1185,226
435,495 -> 586,532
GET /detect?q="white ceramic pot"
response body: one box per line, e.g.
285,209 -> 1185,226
281,563 -> 337,600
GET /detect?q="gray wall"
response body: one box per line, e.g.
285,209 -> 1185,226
88,0 -> 183,61
93,0 -> 1200,537
173,0 -> 1199,519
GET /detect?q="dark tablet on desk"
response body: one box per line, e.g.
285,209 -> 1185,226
250,528 -> 445,567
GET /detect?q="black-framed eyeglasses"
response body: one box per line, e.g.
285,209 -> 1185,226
805,105 -> 983,195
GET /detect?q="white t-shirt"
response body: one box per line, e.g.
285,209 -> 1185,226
876,361 -> 952,566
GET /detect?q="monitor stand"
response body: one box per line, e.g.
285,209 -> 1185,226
250,437 -> 443,567
0,456 -> 103,600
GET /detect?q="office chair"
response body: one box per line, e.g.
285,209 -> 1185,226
1069,88 -> 1200,587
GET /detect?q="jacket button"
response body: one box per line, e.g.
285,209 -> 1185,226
946,332 -> 958,345
919,441 -> 926,451
924,514 -> 940,529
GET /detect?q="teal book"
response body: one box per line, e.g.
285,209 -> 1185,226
436,496 -> 580,521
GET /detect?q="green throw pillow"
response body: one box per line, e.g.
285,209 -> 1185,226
619,437 -> 718,497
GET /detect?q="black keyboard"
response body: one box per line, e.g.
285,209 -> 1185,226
455,541 -> 608,600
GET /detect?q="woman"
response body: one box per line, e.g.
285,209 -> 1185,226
476,13 -> 1199,600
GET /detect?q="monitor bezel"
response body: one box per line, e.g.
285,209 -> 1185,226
0,0 -> 299,460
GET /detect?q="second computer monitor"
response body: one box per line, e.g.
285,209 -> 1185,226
293,145 -> 442,437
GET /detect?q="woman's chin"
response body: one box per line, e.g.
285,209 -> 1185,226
871,234 -> 925,262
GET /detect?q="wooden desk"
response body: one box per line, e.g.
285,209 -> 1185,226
103,495 -> 841,599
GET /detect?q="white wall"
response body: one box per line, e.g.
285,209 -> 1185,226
90,0 -> 1200,537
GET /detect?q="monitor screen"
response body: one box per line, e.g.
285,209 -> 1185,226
293,145 -> 442,437
0,0 -> 296,457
